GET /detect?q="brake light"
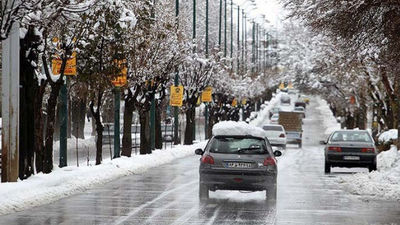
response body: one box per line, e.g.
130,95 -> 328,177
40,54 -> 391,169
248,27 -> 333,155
328,146 -> 342,152
201,155 -> 214,164
361,148 -> 375,153
264,157 -> 276,166
279,133 -> 285,138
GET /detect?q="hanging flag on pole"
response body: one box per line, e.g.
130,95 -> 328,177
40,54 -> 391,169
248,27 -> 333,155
111,59 -> 128,87
52,52 -> 77,76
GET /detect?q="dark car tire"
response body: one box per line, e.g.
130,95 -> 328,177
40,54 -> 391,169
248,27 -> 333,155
369,163 -> 377,172
298,142 -> 302,148
266,184 -> 277,202
324,161 -> 331,173
199,183 -> 209,200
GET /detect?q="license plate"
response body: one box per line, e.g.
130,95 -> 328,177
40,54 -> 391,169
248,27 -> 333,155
343,156 -> 360,160
226,162 -> 253,168
287,133 -> 300,138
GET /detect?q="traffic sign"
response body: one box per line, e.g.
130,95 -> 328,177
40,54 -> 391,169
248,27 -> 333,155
170,85 -> 184,106
52,52 -> 77,76
201,86 -> 212,102
112,59 -> 127,87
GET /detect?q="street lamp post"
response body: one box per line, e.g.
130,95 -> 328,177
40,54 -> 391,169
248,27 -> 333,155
237,6 -> 240,73
224,0 -> 227,57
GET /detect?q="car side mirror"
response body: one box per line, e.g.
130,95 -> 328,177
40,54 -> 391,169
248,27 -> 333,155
273,150 -> 282,157
319,140 -> 327,145
195,148 -> 204,155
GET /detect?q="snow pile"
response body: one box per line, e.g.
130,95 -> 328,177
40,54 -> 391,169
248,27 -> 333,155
249,91 -> 282,127
316,97 -> 340,135
0,141 -> 206,215
339,146 -> 400,200
378,129 -> 398,143
213,121 -> 266,139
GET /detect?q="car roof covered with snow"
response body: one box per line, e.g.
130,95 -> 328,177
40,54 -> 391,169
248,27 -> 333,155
212,121 -> 266,139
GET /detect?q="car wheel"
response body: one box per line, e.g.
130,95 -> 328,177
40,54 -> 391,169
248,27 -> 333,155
369,163 -> 377,172
324,161 -> 331,173
266,184 -> 277,202
199,183 -> 209,200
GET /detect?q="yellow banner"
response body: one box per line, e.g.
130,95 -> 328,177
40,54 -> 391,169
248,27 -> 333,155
288,82 -> 293,89
112,59 -> 128,87
201,86 -> 213,102
279,82 -> 285,90
241,98 -> 247,105
170,85 -> 184,106
232,98 -> 237,107
52,52 -> 77,76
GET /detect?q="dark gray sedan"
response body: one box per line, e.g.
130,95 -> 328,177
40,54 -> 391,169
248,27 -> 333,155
324,130 -> 377,173
195,135 -> 282,202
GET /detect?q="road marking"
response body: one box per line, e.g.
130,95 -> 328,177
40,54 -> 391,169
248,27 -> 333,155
113,180 -> 197,225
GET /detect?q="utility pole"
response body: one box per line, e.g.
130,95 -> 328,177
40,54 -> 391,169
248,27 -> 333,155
114,87 -> 121,156
59,77 -> 68,167
204,0 -> 209,139
218,0 -> 222,47
224,0 -> 227,57
252,21 -> 255,74
230,0 -> 233,63
174,0 -> 180,145
237,6 -> 240,73
150,0 -> 156,149
1,1 -> 20,182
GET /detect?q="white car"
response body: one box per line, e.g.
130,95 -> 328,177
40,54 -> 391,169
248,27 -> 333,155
270,114 -> 279,124
262,124 -> 287,149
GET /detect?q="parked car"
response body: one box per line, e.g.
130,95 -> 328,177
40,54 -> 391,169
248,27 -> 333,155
280,94 -> 291,105
269,107 -> 280,119
262,125 -> 287,149
323,130 -> 377,173
195,131 -> 282,201
270,114 -> 279,124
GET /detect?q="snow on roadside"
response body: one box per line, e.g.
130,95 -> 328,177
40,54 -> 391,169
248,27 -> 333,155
0,142 -> 206,215
315,97 -> 340,136
378,129 -> 398,143
339,146 -> 400,200
249,91 -> 282,127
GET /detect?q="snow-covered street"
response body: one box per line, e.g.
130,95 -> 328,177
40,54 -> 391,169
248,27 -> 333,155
1,97 -> 399,225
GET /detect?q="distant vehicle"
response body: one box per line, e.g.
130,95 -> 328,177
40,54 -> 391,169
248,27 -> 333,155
195,128 -> 282,201
281,88 -> 289,93
288,89 -> 297,95
294,106 -> 305,118
294,101 -> 306,109
262,125 -> 287,149
269,107 -> 280,119
279,111 -> 303,148
323,130 -> 377,173
280,94 -> 291,105
270,114 -> 279,124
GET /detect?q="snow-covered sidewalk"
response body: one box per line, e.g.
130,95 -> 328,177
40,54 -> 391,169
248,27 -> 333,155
0,141 -> 206,215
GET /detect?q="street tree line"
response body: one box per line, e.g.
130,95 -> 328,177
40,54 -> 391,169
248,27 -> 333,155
279,1 -> 400,147
1,0 -> 281,179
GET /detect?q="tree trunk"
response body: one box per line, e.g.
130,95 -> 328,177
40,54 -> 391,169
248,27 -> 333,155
122,98 -> 134,157
54,101 -> 61,141
155,105 -> 162,149
34,80 -> 46,173
43,82 -> 63,173
19,31 -> 36,179
90,92 -> 104,165
184,106 -> 195,145
139,112 -> 151,154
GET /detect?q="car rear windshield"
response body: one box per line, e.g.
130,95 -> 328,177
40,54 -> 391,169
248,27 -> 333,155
209,136 -> 269,154
330,131 -> 372,143
262,126 -> 283,131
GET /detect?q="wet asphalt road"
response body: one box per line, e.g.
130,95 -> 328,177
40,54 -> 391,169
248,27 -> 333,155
1,97 -> 400,225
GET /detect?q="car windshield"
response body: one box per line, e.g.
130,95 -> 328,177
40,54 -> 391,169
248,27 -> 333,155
263,126 -> 283,131
330,131 -> 372,143
209,136 -> 269,154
